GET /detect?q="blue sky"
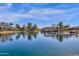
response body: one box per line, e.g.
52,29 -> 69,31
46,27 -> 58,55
0,3 -> 79,27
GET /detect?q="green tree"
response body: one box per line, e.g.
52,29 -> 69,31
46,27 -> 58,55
22,25 -> 26,31
27,23 -> 33,31
32,24 -> 39,32
9,23 -> 14,31
58,21 -> 64,32
33,24 -> 38,30
58,21 -> 63,27
16,24 -> 21,31
64,25 -> 70,30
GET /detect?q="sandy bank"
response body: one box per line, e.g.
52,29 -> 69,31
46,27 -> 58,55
0,31 -> 23,34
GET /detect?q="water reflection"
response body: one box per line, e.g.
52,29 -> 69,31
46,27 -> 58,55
16,32 -> 26,40
0,32 -> 79,43
0,32 -> 39,42
0,34 -> 14,42
16,32 -> 38,40
41,32 -> 79,42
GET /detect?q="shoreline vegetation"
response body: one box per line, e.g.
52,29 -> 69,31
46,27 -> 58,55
0,22 -> 40,34
41,21 -> 79,34
0,21 -> 79,34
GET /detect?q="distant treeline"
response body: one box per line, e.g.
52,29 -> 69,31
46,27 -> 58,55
0,22 -> 79,33
0,22 -> 39,32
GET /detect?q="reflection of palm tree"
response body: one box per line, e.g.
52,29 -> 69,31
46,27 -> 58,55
9,38 -> 13,41
42,32 -> 64,42
16,34 -> 21,39
22,33 -> 25,38
26,32 -> 38,40
28,34 -> 32,40
33,33 -> 37,39
16,24 -> 22,30
15,32 -> 38,40
16,32 -> 26,39
15,32 -> 39,40
56,34 -> 64,42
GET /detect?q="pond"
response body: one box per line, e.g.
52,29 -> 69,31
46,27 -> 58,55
0,32 -> 79,56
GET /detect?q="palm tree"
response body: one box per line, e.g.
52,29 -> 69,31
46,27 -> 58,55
22,25 -> 26,31
58,21 -> 64,32
9,23 -> 14,31
27,23 -> 33,31
58,21 -> 63,27
32,24 -> 39,32
33,24 -> 38,30
16,24 -> 21,31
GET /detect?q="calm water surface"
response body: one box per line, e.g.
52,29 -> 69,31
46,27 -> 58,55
0,32 -> 79,56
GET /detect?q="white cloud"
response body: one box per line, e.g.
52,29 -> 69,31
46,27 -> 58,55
0,7 -> 78,23
28,8 -> 65,14
0,3 -> 12,12
0,6 -> 8,10
0,8 -> 65,22
24,8 -> 66,20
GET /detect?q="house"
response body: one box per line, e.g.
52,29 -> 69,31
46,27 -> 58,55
0,22 -> 12,31
41,27 -> 58,32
